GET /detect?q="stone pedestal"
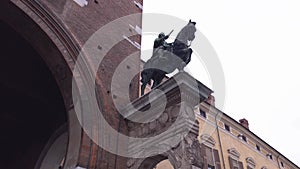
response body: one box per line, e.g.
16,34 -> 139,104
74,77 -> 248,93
122,72 -> 213,169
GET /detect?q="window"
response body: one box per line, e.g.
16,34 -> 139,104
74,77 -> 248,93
229,157 -> 243,169
280,161 -> 285,168
256,145 -> 260,151
267,153 -> 273,160
246,157 -> 256,169
205,146 -> 214,167
228,148 -> 243,169
225,124 -> 230,132
238,134 -> 247,142
201,143 -> 221,169
242,135 -> 247,142
200,110 -> 207,118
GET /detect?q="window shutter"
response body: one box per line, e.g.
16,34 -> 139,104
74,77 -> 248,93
238,161 -> 244,169
213,149 -> 221,169
228,157 -> 234,169
201,143 -> 208,168
206,147 -> 213,165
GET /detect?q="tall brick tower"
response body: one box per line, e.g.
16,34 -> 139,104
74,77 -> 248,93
0,0 -> 143,168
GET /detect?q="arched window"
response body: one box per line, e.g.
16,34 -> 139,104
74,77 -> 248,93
200,134 -> 221,169
228,148 -> 244,169
246,157 -> 256,169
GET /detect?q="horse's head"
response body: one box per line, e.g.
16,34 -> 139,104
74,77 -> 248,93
175,20 -> 197,46
187,20 -> 197,41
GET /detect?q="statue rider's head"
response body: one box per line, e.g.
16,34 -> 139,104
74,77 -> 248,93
158,32 -> 165,38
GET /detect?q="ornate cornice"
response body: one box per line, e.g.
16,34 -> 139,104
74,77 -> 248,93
122,72 -> 213,120
200,134 -> 216,147
246,157 -> 256,168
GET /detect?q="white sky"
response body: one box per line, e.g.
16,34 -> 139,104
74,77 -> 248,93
141,0 -> 300,166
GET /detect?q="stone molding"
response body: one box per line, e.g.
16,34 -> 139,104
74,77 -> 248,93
200,134 -> 216,147
125,72 -> 212,169
246,157 -> 256,168
228,148 -> 241,160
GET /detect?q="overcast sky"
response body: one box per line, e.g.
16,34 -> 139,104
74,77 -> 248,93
141,0 -> 300,166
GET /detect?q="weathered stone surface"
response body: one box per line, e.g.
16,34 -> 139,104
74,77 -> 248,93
123,72 -> 213,169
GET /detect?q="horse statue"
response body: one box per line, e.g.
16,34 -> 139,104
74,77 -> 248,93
141,20 -> 197,95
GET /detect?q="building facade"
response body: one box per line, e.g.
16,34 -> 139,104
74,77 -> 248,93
1,0 -> 299,168
153,96 -> 299,169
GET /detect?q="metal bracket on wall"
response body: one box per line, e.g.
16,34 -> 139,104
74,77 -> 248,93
133,1 -> 143,10
74,166 -> 86,169
129,24 -> 142,35
73,0 -> 88,7
123,35 -> 141,50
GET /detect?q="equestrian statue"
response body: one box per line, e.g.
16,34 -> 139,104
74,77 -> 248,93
141,20 -> 197,95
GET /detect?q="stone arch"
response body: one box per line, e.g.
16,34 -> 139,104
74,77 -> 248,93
138,155 -> 168,169
34,124 -> 68,169
1,0 -> 143,168
0,0 -> 82,168
130,152 -> 180,169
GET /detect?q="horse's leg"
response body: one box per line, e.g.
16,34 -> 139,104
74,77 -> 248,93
175,48 -> 193,71
186,48 -> 193,64
151,79 -> 158,89
151,75 -> 159,89
141,82 -> 147,95
141,70 -> 151,95
151,72 -> 165,89
156,74 -> 164,86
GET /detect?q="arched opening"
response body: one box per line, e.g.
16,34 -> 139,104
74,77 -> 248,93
0,20 -> 68,169
136,155 -> 176,169
139,155 -> 168,169
154,159 -> 174,169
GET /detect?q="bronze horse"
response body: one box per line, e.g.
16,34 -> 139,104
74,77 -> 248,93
141,20 -> 197,95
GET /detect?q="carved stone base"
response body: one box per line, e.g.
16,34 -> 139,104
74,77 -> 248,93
122,72 -> 212,169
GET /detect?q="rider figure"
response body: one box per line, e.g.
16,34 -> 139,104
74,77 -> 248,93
153,32 -> 171,54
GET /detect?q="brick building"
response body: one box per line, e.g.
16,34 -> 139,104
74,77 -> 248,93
0,0 -> 142,168
1,0 -> 299,169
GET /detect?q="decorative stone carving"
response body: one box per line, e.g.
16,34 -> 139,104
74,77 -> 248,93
123,72 -> 213,169
228,148 -> 241,160
246,157 -> 256,168
200,134 -> 216,147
